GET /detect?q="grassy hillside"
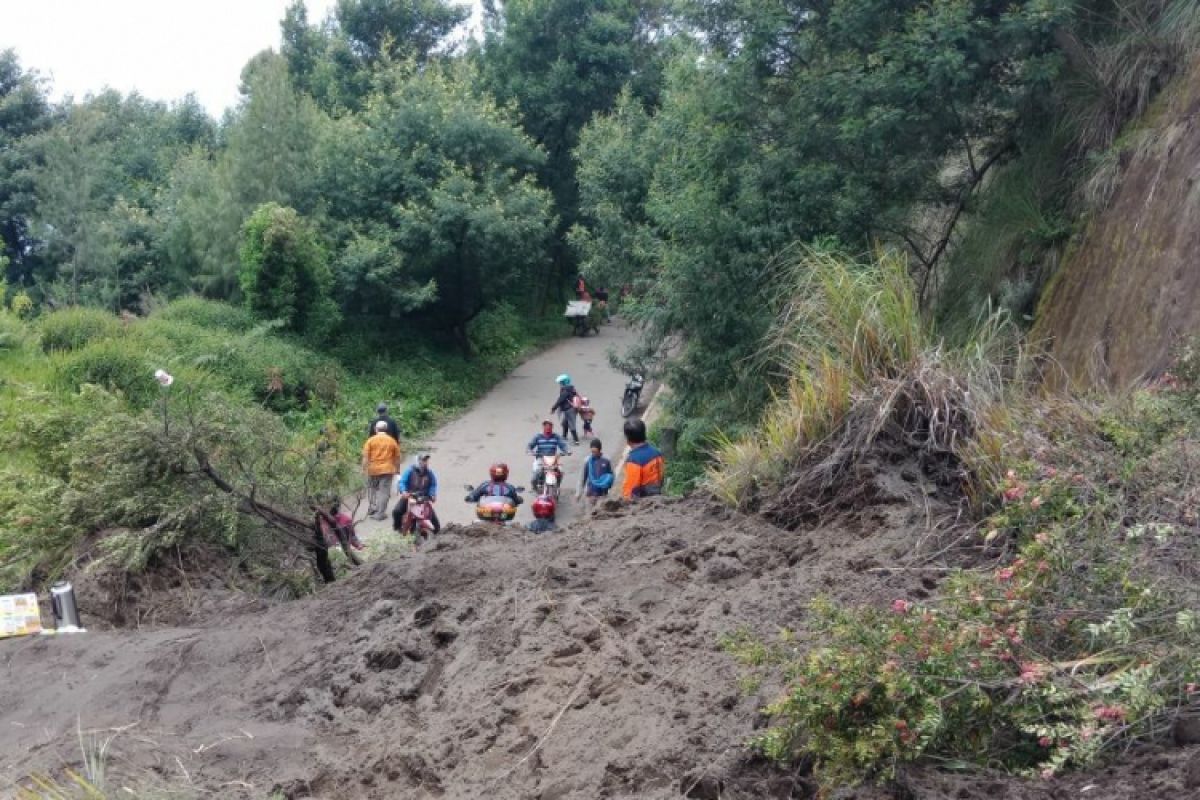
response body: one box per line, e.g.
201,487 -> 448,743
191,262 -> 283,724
0,297 -> 559,593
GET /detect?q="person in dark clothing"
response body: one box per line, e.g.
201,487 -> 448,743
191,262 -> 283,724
392,453 -> 441,533
551,374 -> 581,444
367,403 -> 400,441
465,463 -> 524,505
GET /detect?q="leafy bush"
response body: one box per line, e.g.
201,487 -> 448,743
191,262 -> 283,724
0,312 -> 25,351
38,307 -> 124,353
155,295 -> 257,332
239,203 -> 339,338
56,339 -> 157,408
733,418 -> 1200,789
467,302 -> 526,363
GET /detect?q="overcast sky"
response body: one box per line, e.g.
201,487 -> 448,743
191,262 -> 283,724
1,0 -> 480,117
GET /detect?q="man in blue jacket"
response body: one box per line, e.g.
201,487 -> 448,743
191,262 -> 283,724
527,419 -> 571,487
576,438 -> 614,502
392,453 -> 440,533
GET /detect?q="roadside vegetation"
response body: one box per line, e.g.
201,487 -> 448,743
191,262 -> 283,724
714,248 -> 1200,790
0,295 -> 558,595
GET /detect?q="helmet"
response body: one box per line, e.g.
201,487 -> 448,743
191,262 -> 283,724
556,374 -> 571,385
489,462 -> 509,481
542,418 -> 554,427
532,494 -> 556,519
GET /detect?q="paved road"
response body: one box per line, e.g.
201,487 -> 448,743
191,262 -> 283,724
356,319 -> 642,539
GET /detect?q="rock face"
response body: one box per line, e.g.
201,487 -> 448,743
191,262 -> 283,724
1035,58 -> 1200,389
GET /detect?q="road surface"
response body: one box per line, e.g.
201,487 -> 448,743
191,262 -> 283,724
356,319 -> 642,538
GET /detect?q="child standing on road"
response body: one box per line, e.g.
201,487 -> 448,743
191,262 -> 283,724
578,396 -> 596,436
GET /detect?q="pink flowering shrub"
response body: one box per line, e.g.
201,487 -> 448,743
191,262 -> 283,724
728,378 -> 1200,791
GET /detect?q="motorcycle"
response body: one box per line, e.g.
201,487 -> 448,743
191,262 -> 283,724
621,373 -> 645,418
399,493 -> 437,546
533,454 -> 566,500
528,486 -> 557,534
465,484 -> 525,524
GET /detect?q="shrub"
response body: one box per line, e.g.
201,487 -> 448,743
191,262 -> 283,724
467,302 -> 526,363
38,307 -> 124,353
57,340 -> 157,408
709,247 -> 1016,518
0,312 -> 25,351
155,296 -> 257,332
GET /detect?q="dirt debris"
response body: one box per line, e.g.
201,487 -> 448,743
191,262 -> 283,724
1,495 -> 1196,798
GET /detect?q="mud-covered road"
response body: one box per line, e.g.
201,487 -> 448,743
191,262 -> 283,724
358,319 -> 642,537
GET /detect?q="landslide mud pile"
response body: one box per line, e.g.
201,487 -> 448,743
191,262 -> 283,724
0,491 -> 932,799
2,493 -> 1197,798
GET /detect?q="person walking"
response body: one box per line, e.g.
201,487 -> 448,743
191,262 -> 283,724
368,403 -> 400,442
362,420 -> 402,519
621,419 -> 664,499
551,374 -> 582,444
576,438 -> 614,503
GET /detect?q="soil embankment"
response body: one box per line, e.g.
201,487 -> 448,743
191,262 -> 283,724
1035,58 -> 1200,388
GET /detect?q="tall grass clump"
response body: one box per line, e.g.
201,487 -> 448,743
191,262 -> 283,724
710,247 -> 1016,522
38,307 -> 125,353
1062,0 -> 1200,153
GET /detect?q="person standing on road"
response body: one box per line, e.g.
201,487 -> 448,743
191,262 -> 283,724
576,438 -> 614,503
392,453 -> 440,533
622,419 -> 664,499
362,421 -> 402,519
551,374 -> 582,444
368,402 -> 400,442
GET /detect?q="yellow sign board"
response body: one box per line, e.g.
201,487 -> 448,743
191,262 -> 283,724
0,593 -> 43,638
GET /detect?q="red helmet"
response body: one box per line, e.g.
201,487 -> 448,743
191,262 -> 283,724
532,494 -> 556,519
489,462 -> 509,481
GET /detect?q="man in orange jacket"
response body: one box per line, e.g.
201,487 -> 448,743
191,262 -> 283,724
622,419 -> 664,499
362,420 -> 402,520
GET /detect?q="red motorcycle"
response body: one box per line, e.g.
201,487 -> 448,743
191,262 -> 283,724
534,454 -> 566,500
400,493 -> 437,545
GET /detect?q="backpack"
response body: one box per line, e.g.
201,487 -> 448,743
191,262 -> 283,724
588,458 -> 615,491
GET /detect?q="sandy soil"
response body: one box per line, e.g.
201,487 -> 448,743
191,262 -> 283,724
5,482 -> 1196,798
355,319 -> 642,540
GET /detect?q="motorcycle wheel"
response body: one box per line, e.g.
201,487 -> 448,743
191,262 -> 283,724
621,389 -> 638,418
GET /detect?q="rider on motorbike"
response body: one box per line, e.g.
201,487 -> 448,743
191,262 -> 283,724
527,419 -> 571,487
465,463 -> 524,506
392,453 -> 440,533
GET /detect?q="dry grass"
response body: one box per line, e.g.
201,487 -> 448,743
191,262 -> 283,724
709,247 -> 1021,523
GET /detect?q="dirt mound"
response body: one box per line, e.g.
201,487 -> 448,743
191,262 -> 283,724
2,495 -> 1197,798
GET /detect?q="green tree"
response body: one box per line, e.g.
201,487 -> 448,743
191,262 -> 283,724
318,63 -> 554,344
28,90 -> 215,308
239,202 -> 338,337
282,0 -> 468,113
0,50 -> 50,287
480,0 -> 669,284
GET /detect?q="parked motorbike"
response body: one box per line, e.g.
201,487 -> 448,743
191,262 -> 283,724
399,493 -> 437,546
621,373 -> 645,418
464,484 -> 525,524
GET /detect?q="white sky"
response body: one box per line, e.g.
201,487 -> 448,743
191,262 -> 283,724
0,0 -> 480,117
